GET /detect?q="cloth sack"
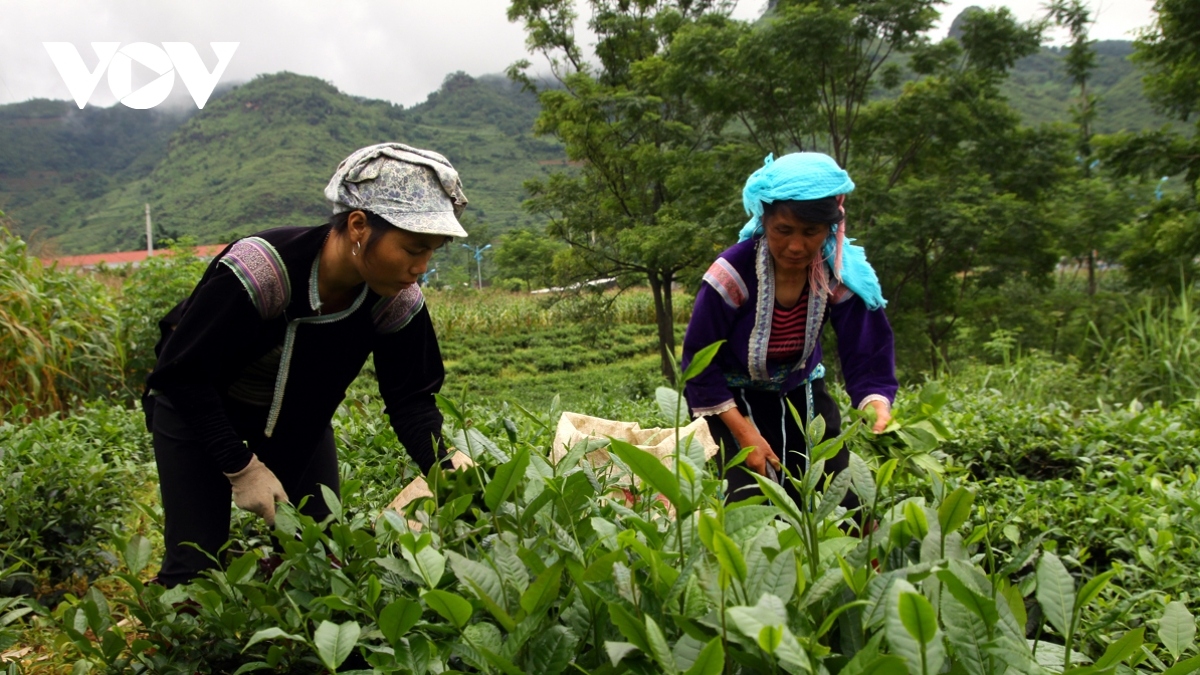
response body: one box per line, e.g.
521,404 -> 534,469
384,412 -> 720,527
550,412 -> 720,488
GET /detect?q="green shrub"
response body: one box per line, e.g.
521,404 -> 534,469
115,240 -> 209,393
0,400 -> 153,585
48,378 -> 1188,675
1096,288 -> 1200,406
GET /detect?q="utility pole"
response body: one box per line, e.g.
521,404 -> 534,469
461,243 -> 491,290
145,203 -> 153,255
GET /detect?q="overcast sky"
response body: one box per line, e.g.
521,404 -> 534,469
0,0 -> 1156,110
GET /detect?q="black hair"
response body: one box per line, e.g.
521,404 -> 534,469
330,209 -> 392,258
762,196 -> 843,227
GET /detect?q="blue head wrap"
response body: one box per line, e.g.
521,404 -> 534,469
738,152 -> 886,309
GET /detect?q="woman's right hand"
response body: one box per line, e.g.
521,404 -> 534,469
718,408 -> 781,478
741,430 -> 781,478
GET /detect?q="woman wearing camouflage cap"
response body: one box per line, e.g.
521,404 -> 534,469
143,143 -> 467,587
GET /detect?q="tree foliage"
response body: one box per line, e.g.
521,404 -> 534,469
1102,0 -> 1200,288
508,0 -> 754,381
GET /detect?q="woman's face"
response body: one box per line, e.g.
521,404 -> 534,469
764,209 -> 829,276
357,227 -> 447,297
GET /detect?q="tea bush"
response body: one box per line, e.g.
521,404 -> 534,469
0,400 -> 153,588
114,240 -> 210,393
43,383 -> 1198,675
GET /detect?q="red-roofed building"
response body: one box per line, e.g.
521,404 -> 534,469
42,244 -> 227,269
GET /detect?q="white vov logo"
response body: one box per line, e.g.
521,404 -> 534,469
43,42 -> 239,110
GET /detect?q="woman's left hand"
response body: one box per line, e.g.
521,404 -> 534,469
866,400 -> 891,433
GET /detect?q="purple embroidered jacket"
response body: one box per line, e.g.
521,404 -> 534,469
682,238 -> 897,416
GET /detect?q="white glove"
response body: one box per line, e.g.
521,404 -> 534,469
224,454 -> 290,526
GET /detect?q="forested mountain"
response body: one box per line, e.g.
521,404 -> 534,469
0,32 -> 1171,253
1004,40 -> 1177,133
0,72 -> 560,253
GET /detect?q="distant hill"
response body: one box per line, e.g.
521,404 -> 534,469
0,72 -> 562,253
0,31 -> 1176,254
1004,40 -> 1178,134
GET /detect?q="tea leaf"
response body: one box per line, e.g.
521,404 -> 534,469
1093,627 -> 1144,669
609,437 -> 687,512
656,386 -> 685,427
379,599 -> 421,645
723,445 -> 756,470
711,530 -> 748,585
313,620 -> 360,673
402,544 -> 445,589
485,446 -> 530,511
1163,654 -> 1200,675
123,534 -> 151,576
1036,551 -> 1074,637
1075,570 -> 1116,612
847,452 -> 876,506
521,561 -> 564,615
646,615 -> 678,674
814,469 -> 852,523
683,637 -> 725,675
937,487 -> 974,535
939,585 -> 992,675
876,458 -> 900,489
751,548 -> 798,606
528,625 -> 578,675
226,550 -> 259,585
899,592 -> 937,645
857,655 -> 909,675
806,414 -> 827,449
242,627 -> 305,651
493,536 -> 529,594
935,569 -> 999,628
320,484 -> 342,523
447,551 -> 514,630
606,641 -> 640,667
1161,601 -> 1197,662
422,590 -> 473,629
728,593 -> 788,640
682,341 -> 725,383
903,501 -> 930,540
750,472 -> 803,527
886,580 -> 945,675
557,438 -> 604,475
608,603 -> 650,652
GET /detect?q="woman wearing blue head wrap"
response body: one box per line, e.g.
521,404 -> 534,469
680,152 -> 897,509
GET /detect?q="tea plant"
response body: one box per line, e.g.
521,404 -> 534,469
44,352 -> 1196,675
0,400 -> 153,587
114,239 -> 209,393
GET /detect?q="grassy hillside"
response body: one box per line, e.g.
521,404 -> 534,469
0,72 -> 562,253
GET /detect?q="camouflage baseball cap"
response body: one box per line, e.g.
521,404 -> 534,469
324,142 -> 469,238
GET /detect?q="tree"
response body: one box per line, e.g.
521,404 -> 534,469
1047,0 -> 1117,296
507,0 -> 753,382
494,228 -> 561,291
663,0 -> 942,166
1101,0 -> 1200,287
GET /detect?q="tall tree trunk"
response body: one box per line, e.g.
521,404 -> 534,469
1087,249 -> 1097,296
648,270 -> 677,385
